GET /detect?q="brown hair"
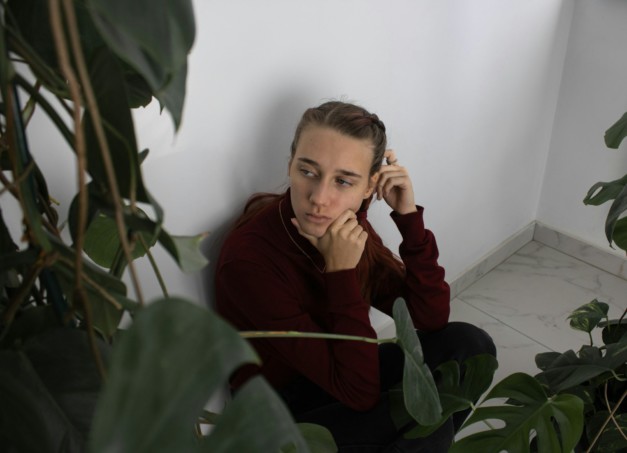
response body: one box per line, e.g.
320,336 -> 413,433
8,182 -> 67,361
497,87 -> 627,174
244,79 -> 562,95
290,101 -> 388,182
234,101 -> 405,302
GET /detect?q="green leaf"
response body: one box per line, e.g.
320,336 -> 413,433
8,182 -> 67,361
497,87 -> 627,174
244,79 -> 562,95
0,329 -> 109,453
398,354 -> 498,439
75,187 -> 206,274
82,212 -> 159,268
568,300 -> 609,334
87,0 -> 195,129
583,175 -> 627,206
48,236 -> 134,338
0,212 -> 23,294
88,298 -> 259,453
20,328 -> 111,441
586,411 -> 627,452
392,298 -> 442,426
295,423 -> 337,453
536,351 -> 561,371
6,0 -> 105,94
156,61 -> 188,129
0,350 -> 84,452
6,0 -> 61,74
203,377 -> 312,453
536,337 -> 627,394
67,183 -> 100,246
0,6 -> 15,90
601,319 -> 627,345
83,47 -> 149,203
604,111 -> 627,149
604,183 -> 627,248
450,373 -> 584,453
159,232 -> 209,273
0,305 -> 58,348
611,217 -> 627,251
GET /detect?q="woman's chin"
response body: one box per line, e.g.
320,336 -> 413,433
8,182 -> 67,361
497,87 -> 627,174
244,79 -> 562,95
300,222 -> 327,239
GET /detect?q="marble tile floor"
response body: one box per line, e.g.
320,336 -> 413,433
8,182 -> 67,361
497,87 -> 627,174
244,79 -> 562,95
451,240 -> 626,383
450,239 -> 627,439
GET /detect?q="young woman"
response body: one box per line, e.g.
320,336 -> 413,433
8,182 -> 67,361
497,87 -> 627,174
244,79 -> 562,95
215,101 -> 495,452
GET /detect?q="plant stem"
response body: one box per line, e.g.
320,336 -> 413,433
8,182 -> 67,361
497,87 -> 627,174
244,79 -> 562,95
604,382 -> 627,441
55,0 -> 145,306
138,235 -> 169,298
586,385 -> 627,452
0,255 -> 49,341
49,0 -> 105,379
55,255 -> 123,310
0,158 -> 35,197
240,331 -> 396,345
14,74 -> 74,149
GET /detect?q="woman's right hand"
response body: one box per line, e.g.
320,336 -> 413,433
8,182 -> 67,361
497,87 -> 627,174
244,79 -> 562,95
292,210 -> 368,272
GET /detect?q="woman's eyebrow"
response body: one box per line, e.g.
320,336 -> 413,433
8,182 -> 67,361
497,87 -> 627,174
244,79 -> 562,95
297,157 -> 363,179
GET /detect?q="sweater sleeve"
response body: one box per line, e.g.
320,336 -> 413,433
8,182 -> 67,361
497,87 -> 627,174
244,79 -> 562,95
373,207 -> 450,331
217,258 -> 380,411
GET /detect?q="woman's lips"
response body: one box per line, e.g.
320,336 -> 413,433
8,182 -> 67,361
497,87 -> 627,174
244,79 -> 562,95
305,213 -> 330,224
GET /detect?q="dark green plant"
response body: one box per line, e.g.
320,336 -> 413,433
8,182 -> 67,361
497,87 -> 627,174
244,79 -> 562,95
0,0 -> 324,451
450,300 -> 625,452
584,111 -> 627,251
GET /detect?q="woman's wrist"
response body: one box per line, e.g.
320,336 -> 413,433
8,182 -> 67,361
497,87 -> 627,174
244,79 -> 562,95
394,205 -> 418,215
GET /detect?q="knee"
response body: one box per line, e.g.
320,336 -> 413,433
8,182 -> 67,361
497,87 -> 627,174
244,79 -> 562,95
443,322 -> 497,359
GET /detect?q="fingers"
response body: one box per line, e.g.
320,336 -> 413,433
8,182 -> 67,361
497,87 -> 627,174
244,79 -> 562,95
384,149 -> 398,166
341,213 -> 368,243
327,209 -> 357,232
376,166 -> 409,200
326,210 -> 366,241
378,149 -> 403,199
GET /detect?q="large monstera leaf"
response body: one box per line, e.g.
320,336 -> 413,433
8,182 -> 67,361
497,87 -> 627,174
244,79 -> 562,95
0,328 -> 111,453
88,298 -> 318,453
450,373 -> 584,453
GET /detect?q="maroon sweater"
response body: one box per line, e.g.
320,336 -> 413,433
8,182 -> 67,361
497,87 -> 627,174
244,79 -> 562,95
215,191 -> 450,411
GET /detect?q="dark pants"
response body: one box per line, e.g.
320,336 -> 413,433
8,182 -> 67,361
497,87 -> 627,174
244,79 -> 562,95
279,322 -> 496,453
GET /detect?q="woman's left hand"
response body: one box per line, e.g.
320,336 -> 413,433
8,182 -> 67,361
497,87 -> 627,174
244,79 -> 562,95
375,150 -> 418,215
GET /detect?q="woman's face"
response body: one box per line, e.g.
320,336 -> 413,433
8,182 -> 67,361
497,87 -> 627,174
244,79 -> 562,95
288,126 -> 377,238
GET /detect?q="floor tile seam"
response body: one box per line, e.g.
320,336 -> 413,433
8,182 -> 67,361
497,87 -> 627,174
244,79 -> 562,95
454,295 -> 557,353
449,239 -> 534,299
533,239 -> 627,284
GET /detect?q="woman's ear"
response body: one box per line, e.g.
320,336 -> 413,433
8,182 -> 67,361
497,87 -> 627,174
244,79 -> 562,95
364,172 -> 380,199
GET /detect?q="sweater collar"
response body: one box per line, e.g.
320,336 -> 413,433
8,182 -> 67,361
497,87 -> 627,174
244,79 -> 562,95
279,189 -> 327,272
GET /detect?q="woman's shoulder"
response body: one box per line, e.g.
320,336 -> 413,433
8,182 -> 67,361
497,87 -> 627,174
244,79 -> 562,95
219,194 -> 285,262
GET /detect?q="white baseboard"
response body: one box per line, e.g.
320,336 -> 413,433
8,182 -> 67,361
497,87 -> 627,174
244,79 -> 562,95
449,222 -> 536,299
371,221 -> 627,338
533,222 -> 627,280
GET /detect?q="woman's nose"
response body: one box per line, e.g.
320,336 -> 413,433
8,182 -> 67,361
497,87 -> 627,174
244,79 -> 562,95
309,181 -> 331,206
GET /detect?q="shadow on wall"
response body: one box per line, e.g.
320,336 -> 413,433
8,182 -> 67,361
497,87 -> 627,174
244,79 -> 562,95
200,91 -> 313,309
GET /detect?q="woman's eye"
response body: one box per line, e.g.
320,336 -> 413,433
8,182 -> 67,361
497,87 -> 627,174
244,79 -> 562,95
336,178 -> 353,187
300,169 -> 315,178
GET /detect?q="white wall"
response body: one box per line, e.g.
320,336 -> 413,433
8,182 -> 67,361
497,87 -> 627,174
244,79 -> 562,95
8,1 -> 574,306
537,0 -> 627,254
